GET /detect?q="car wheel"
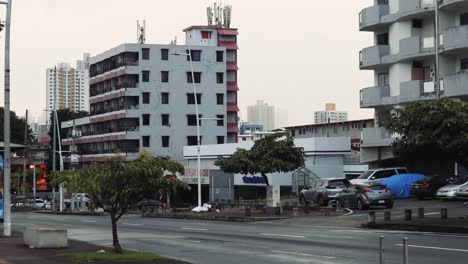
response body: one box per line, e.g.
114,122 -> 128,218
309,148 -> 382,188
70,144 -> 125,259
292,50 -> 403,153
317,196 -> 326,206
357,199 -> 368,210
335,199 -> 343,209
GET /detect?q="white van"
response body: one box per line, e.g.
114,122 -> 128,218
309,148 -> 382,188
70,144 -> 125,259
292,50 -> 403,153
350,167 -> 408,185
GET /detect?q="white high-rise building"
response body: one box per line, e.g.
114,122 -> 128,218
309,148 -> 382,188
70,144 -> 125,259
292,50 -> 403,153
247,100 -> 275,132
314,103 -> 348,124
275,108 -> 289,129
46,53 -> 90,113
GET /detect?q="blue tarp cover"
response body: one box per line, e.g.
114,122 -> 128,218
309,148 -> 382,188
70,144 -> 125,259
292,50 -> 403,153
380,173 -> 425,198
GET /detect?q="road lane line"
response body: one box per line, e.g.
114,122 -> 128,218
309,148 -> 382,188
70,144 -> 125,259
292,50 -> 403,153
424,212 -> 439,216
82,220 -> 97,223
260,233 -> 305,239
395,244 -> 468,252
181,227 -> 208,231
272,250 -> 336,259
122,223 -> 142,226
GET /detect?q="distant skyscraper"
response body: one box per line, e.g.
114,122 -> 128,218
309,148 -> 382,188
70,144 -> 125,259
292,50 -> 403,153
247,100 -> 275,131
314,103 -> 348,124
46,53 -> 90,113
275,108 -> 289,129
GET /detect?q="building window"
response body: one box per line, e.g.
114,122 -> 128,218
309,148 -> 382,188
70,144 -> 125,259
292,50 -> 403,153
142,48 -> 150,60
142,71 -> 150,82
216,72 -> 224,84
216,93 -> 224,105
142,92 -> 150,104
461,58 -> 468,71
162,136 -> 170,148
187,93 -> 202,104
142,136 -> 150,148
377,33 -> 389,45
216,51 -> 224,62
161,49 -> 169,60
161,71 -> 169,83
161,114 -> 169,126
187,114 -> 202,126
412,19 -> 423,29
216,115 -> 224,126
187,136 -> 199,146
217,136 -> 224,144
201,31 -> 212,39
461,13 -> 468,26
378,73 -> 389,86
187,50 -> 201,61
187,72 -> 202,83
142,114 -> 150,126
161,92 -> 169,104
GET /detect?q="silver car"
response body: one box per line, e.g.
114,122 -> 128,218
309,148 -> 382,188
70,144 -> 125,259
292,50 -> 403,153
437,178 -> 468,200
299,178 -> 351,206
336,183 -> 394,210
456,183 -> 468,200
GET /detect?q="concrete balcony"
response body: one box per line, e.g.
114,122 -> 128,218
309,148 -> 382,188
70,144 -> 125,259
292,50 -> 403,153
440,0 -> 468,10
360,86 -> 390,108
443,72 -> 468,97
359,4 -> 389,31
397,36 -> 434,61
442,25 -> 468,54
361,127 -> 394,148
359,45 -> 390,70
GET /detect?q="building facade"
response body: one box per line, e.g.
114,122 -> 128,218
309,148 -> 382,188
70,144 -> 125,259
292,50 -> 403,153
313,103 -> 348,124
358,0 -> 468,166
46,53 -> 90,113
247,100 -> 275,132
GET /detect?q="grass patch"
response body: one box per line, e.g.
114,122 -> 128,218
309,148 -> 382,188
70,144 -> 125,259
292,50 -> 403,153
57,250 -> 166,262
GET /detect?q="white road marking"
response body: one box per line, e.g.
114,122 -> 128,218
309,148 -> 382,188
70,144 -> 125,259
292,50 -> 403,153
122,223 -> 142,226
395,244 -> 468,253
424,212 -> 440,216
181,227 -> 208,231
82,220 -> 97,223
260,233 -> 305,239
272,250 -> 336,259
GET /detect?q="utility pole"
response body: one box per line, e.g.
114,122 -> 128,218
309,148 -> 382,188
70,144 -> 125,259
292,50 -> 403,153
21,109 -> 28,198
2,0 -> 13,237
52,66 -> 57,212
434,0 -> 440,99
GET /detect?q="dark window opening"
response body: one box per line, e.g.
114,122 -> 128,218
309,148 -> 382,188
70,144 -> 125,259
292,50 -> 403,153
461,58 -> 468,71
187,93 -> 202,104
161,92 -> 169,104
161,71 -> 169,83
217,136 -> 224,144
216,51 -> 224,62
142,92 -> 150,104
162,136 -> 170,148
142,136 -> 150,148
142,48 -> 150,60
142,71 -> 150,82
187,72 -> 202,83
378,73 -> 389,86
412,19 -> 423,29
162,114 -> 169,126
142,114 -> 150,126
187,136 -> 199,146
377,33 -> 389,45
216,72 -> 224,84
216,93 -> 224,105
161,49 -> 169,60
187,50 -> 201,61
187,114 -> 202,126
216,115 -> 224,126
461,13 -> 468,26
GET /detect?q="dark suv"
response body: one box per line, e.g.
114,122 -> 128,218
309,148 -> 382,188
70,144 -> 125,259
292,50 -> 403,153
299,178 -> 351,206
411,176 -> 449,200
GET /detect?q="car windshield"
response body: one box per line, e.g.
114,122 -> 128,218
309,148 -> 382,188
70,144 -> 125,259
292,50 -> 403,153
451,178 -> 468,185
357,171 -> 374,179
328,180 -> 349,188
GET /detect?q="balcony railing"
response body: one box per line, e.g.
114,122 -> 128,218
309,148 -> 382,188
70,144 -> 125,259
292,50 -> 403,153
359,45 -> 390,69
359,4 -> 389,31
443,71 -> 468,97
360,85 -> 390,108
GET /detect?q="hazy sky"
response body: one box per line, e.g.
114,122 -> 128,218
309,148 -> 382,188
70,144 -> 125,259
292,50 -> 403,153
0,0 -> 375,126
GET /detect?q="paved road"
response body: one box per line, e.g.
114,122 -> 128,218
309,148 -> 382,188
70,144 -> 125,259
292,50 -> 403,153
12,210 -> 468,264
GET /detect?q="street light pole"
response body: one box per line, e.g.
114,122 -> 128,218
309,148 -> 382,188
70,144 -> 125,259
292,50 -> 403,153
2,0 -> 12,237
434,0 -> 440,99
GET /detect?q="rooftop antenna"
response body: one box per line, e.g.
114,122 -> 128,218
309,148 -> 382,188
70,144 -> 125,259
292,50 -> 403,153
207,2 -> 232,28
207,6 -> 213,25
137,20 -> 146,44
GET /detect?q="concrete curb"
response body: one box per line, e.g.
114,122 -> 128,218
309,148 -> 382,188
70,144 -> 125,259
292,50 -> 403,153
364,222 -> 468,234
35,211 -> 105,216
143,213 -> 287,222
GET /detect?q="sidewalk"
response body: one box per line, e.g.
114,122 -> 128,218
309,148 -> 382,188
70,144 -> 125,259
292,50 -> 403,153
0,232 -> 189,264
365,217 -> 468,234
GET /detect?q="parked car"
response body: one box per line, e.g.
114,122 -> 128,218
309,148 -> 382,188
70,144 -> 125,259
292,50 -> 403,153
411,176 -> 449,200
336,183 -> 393,210
380,173 -> 425,199
350,167 -> 408,185
15,199 -> 51,209
456,183 -> 468,200
137,199 -> 166,211
65,193 -> 91,208
299,178 -> 351,206
437,178 -> 468,200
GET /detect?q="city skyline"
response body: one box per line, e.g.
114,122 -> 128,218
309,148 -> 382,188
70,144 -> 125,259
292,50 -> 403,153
0,0 -> 374,126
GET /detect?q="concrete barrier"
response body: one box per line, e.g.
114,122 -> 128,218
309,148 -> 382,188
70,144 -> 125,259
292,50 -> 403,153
23,226 -> 68,249
384,211 -> 391,221
418,208 -> 424,219
404,209 -> 412,221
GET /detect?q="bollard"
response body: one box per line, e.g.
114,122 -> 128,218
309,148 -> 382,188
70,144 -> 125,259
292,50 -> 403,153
441,208 -> 448,219
418,208 -> 424,219
292,207 -> 299,217
368,211 -> 376,224
403,237 -> 409,264
384,211 -> 391,221
404,209 -> 412,221
324,208 -> 330,216
379,236 -> 384,264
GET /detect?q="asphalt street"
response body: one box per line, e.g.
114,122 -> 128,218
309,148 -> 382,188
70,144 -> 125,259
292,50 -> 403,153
12,207 -> 468,264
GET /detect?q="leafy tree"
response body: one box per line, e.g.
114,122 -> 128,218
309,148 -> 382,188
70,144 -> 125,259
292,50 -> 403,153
47,109 -> 88,172
0,107 -> 33,144
50,152 -> 188,253
384,98 -> 468,173
215,133 -> 305,185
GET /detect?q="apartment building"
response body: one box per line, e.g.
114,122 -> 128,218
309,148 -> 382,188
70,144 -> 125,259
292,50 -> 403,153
313,103 -> 348,124
359,0 -> 468,166
247,100 -> 275,132
46,53 -> 90,113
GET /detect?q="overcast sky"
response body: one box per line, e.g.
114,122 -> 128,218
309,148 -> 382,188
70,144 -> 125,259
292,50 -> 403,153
0,0 -> 374,126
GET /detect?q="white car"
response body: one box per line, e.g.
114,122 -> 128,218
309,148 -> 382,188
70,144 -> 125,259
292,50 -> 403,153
351,167 -> 408,185
437,178 -> 468,200
16,199 -> 51,210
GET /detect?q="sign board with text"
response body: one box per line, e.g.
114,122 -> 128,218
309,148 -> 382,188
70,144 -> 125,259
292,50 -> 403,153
178,168 -> 210,184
